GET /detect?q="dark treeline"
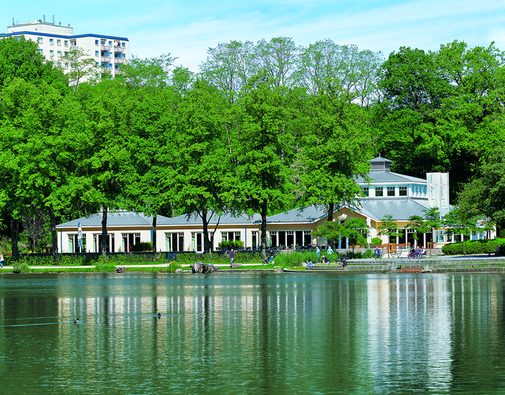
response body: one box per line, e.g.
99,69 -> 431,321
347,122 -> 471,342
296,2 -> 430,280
0,36 -> 504,257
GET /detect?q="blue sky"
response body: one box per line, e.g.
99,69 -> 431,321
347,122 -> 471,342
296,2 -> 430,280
2,0 -> 505,72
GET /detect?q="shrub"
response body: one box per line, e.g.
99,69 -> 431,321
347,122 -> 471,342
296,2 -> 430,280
442,238 -> 505,255
273,251 -> 318,268
218,240 -> 244,249
93,256 -> 116,272
12,262 -> 31,274
166,261 -> 182,273
465,241 -> 482,255
363,249 -> 374,259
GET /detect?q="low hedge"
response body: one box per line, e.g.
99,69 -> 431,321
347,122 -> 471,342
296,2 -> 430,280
442,238 -> 505,255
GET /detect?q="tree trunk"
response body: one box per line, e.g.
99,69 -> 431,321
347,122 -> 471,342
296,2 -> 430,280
49,209 -> 58,257
327,202 -> 335,248
260,203 -> 268,259
327,202 -> 334,222
152,214 -> 157,252
101,207 -> 108,255
10,215 -> 20,259
202,211 -> 212,255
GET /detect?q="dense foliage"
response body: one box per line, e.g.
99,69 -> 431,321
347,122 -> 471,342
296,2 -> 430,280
441,238 -> 505,256
0,36 -> 503,258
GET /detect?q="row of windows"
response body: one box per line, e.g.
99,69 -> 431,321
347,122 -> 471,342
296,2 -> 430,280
38,37 -> 69,46
94,50 -> 126,58
362,186 -> 426,197
36,37 -> 125,48
94,39 -> 126,47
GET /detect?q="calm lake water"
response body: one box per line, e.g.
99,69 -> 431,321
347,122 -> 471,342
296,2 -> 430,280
0,272 -> 504,394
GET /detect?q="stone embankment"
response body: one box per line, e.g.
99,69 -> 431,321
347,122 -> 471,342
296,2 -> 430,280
299,255 -> 505,273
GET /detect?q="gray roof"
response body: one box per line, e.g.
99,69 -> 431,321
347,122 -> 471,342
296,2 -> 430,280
265,206 -> 327,224
265,205 -> 373,224
356,171 -> 427,184
57,211 -> 168,228
157,212 -> 261,226
359,198 -> 430,221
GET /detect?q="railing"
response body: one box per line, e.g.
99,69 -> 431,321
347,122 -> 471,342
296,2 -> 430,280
114,57 -> 125,63
101,56 -> 111,62
101,45 -> 111,51
114,46 -> 124,53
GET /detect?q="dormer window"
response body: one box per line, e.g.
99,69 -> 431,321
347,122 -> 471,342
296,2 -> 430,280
387,187 -> 395,196
362,187 -> 369,197
399,186 -> 407,196
376,187 -> 383,197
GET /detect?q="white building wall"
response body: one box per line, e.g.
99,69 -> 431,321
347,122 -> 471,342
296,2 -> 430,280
3,20 -> 129,80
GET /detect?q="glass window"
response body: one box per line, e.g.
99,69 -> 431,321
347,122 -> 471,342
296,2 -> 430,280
57,39 -> 61,45
362,187 -> 369,197
375,187 -> 383,197
434,230 -> 445,243
37,37 -> 43,44
109,40 -> 112,46
95,50 -> 99,56
50,50 -> 54,56
122,42 -> 125,47
387,187 -> 395,196
50,39 -> 54,45
38,49 -> 43,54
57,51 -> 61,56
64,40 -> 68,46
399,186 -> 407,196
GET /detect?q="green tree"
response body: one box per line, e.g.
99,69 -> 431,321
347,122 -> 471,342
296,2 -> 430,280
116,57 -> 186,252
62,47 -> 97,87
0,78 -> 82,257
459,145 -> 505,235
72,80 -> 132,253
406,215 -> 431,246
296,40 -> 383,105
378,215 -> 403,256
297,92 -> 371,230
199,40 -> 255,103
172,80 -> 232,254
313,218 -> 369,258
442,207 -> 479,255
376,41 -> 505,198
224,82 -> 297,257
0,36 -> 67,90
254,37 -> 299,88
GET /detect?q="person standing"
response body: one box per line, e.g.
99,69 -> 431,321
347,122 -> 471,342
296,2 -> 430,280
327,246 -> 333,262
0,252 -> 3,268
269,249 -> 274,264
316,246 -> 321,262
230,249 -> 234,266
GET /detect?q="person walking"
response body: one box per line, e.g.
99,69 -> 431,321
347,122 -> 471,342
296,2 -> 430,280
0,252 -> 3,268
316,246 -> 321,262
230,249 -> 234,266
269,249 -> 274,264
